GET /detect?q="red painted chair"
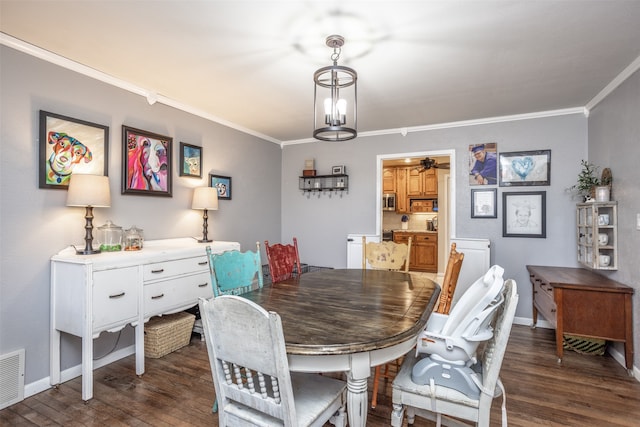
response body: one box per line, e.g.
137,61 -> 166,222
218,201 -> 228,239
264,237 -> 302,284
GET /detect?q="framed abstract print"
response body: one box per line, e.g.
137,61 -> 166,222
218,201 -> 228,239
122,125 -> 172,196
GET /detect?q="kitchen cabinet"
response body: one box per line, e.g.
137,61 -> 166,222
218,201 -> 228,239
407,168 -> 437,197
393,231 -> 437,272
576,202 -> 617,270
50,238 -> 240,401
409,199 -> 434,213
383,168 -> 396,193
395,168 -> 408,213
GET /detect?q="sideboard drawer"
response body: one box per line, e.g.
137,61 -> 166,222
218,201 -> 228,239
143,256 -> 209,281
93,267 -> 139,333
532,278 -> 557,327
143,272 -> 212,317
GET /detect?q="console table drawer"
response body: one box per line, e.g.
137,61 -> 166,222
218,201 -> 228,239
533,280 -> 556,327
93,268 -> 139,333
143,272 -> 212,317
143,256 -> 209,281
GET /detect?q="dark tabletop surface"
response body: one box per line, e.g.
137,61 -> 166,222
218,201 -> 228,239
242,269 -> 440,355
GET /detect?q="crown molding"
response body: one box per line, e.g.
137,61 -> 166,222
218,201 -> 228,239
585,53 -> 640,112
0,33 -> 281,145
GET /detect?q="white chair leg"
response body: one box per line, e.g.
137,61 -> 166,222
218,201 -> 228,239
391,403 -> 405,427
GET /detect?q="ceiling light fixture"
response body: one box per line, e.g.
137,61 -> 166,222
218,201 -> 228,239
313,35 -> 357,142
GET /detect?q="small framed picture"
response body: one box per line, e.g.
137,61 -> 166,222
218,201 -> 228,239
209,174 -> 232,200
39,110 -> 109,189
122,125 -> 172,196
332,165 -> 346,175
502,191 -> 546,238
471,188 -> 497,218
499,150 -> 551,186
179,142 -> 202,178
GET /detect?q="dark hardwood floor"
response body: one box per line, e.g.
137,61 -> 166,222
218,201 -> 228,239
2,325 -> 639,426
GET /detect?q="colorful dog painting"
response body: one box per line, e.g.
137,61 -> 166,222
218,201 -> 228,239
127,134 -> 169,192
46,131 -> 93,185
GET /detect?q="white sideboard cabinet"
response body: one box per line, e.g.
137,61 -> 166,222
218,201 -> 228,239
50,238 -> 240,401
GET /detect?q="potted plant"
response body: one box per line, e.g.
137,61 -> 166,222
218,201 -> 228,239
568,160 -> 612,201
401,214 -> 409,230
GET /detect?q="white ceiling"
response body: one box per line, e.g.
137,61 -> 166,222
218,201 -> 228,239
2,1 -> 640,144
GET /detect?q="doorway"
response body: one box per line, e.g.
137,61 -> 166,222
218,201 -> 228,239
376,149 -> 456,277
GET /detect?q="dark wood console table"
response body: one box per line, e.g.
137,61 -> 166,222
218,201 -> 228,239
527,265 -> 634,371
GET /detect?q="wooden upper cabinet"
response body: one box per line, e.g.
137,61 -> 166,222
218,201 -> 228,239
395,168 -> 408,213
423,169 -> 437,196
383,168 -> 396,193
408,168 -> 437,197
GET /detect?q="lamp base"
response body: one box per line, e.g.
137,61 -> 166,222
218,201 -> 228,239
75,247 -> 101,255
197,238 -> 212,243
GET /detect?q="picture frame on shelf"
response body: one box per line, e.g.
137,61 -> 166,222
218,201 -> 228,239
502,191 -> 546,238
332,165 -> 346,175
499,149 -> 551,187
179,142 -> 202,178
209,174 -> 232,200
471,188 -> 497,218
122,125 -> 172,196
39,110 -> 109,189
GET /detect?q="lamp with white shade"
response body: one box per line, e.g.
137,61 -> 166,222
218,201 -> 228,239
66,174 -> 111,255
192,187 -> 218,243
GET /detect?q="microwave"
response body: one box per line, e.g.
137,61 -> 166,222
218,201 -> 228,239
382,193 -> 396,211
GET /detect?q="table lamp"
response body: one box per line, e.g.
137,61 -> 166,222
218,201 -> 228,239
66,174 -> 111,255
192,187 -> 218,243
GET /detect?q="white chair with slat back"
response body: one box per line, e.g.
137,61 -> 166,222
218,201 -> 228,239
391,279 -> 519,427
199,295 -> 347,427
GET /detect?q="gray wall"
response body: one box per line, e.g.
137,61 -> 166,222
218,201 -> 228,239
588,69 -> 640,366
0,46 -> 282,384
2,42 -> 638,393
281,115 -> 588,320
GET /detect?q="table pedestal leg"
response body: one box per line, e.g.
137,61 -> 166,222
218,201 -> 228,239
346,376 -> 368,427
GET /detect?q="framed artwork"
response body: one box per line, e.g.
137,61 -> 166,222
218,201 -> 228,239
39,110 -> 109,189
469,142 -> 498,186
209,174 -> 232,200
502,191 -> 546,238
471,188 -> 497,218
179,142 -> 202,178
499,150 -> 551,186
122,125 -> 172,196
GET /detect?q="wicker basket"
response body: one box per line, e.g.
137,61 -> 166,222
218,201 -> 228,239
144,312 -> 195,358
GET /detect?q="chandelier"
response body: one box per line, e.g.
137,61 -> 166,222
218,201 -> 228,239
313,35 -> 357,141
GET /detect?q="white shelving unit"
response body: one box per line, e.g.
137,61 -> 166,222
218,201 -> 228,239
576,202 -> 617,270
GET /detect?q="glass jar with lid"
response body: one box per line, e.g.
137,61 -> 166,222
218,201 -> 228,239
124,225 -> 144,251
97,220 -> 123,252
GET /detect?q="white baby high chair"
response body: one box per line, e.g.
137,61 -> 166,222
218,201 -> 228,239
412,265 -> 505,398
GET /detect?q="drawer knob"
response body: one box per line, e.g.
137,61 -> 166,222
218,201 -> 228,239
109,292 -> 125,299
151,269 -> 164,274
198,261 -> 208,266
198,283 -> 208,288
151,293 -> 165,300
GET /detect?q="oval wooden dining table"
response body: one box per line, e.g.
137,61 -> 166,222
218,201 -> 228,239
242,268 -> 440,427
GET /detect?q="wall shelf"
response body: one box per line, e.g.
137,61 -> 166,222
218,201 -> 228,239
299,174 -> 348,193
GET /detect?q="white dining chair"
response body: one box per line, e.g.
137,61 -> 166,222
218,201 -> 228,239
199,295 -> 347,427
390,279 -> 518,427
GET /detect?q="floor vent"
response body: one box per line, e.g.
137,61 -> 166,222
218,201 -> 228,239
0,349 -> 25,409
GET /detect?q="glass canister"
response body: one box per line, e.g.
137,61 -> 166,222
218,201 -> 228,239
97,220 -> 123,252
124,225 -> 144,251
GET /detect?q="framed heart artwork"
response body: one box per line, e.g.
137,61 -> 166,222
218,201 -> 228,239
499,150 -> 551,187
